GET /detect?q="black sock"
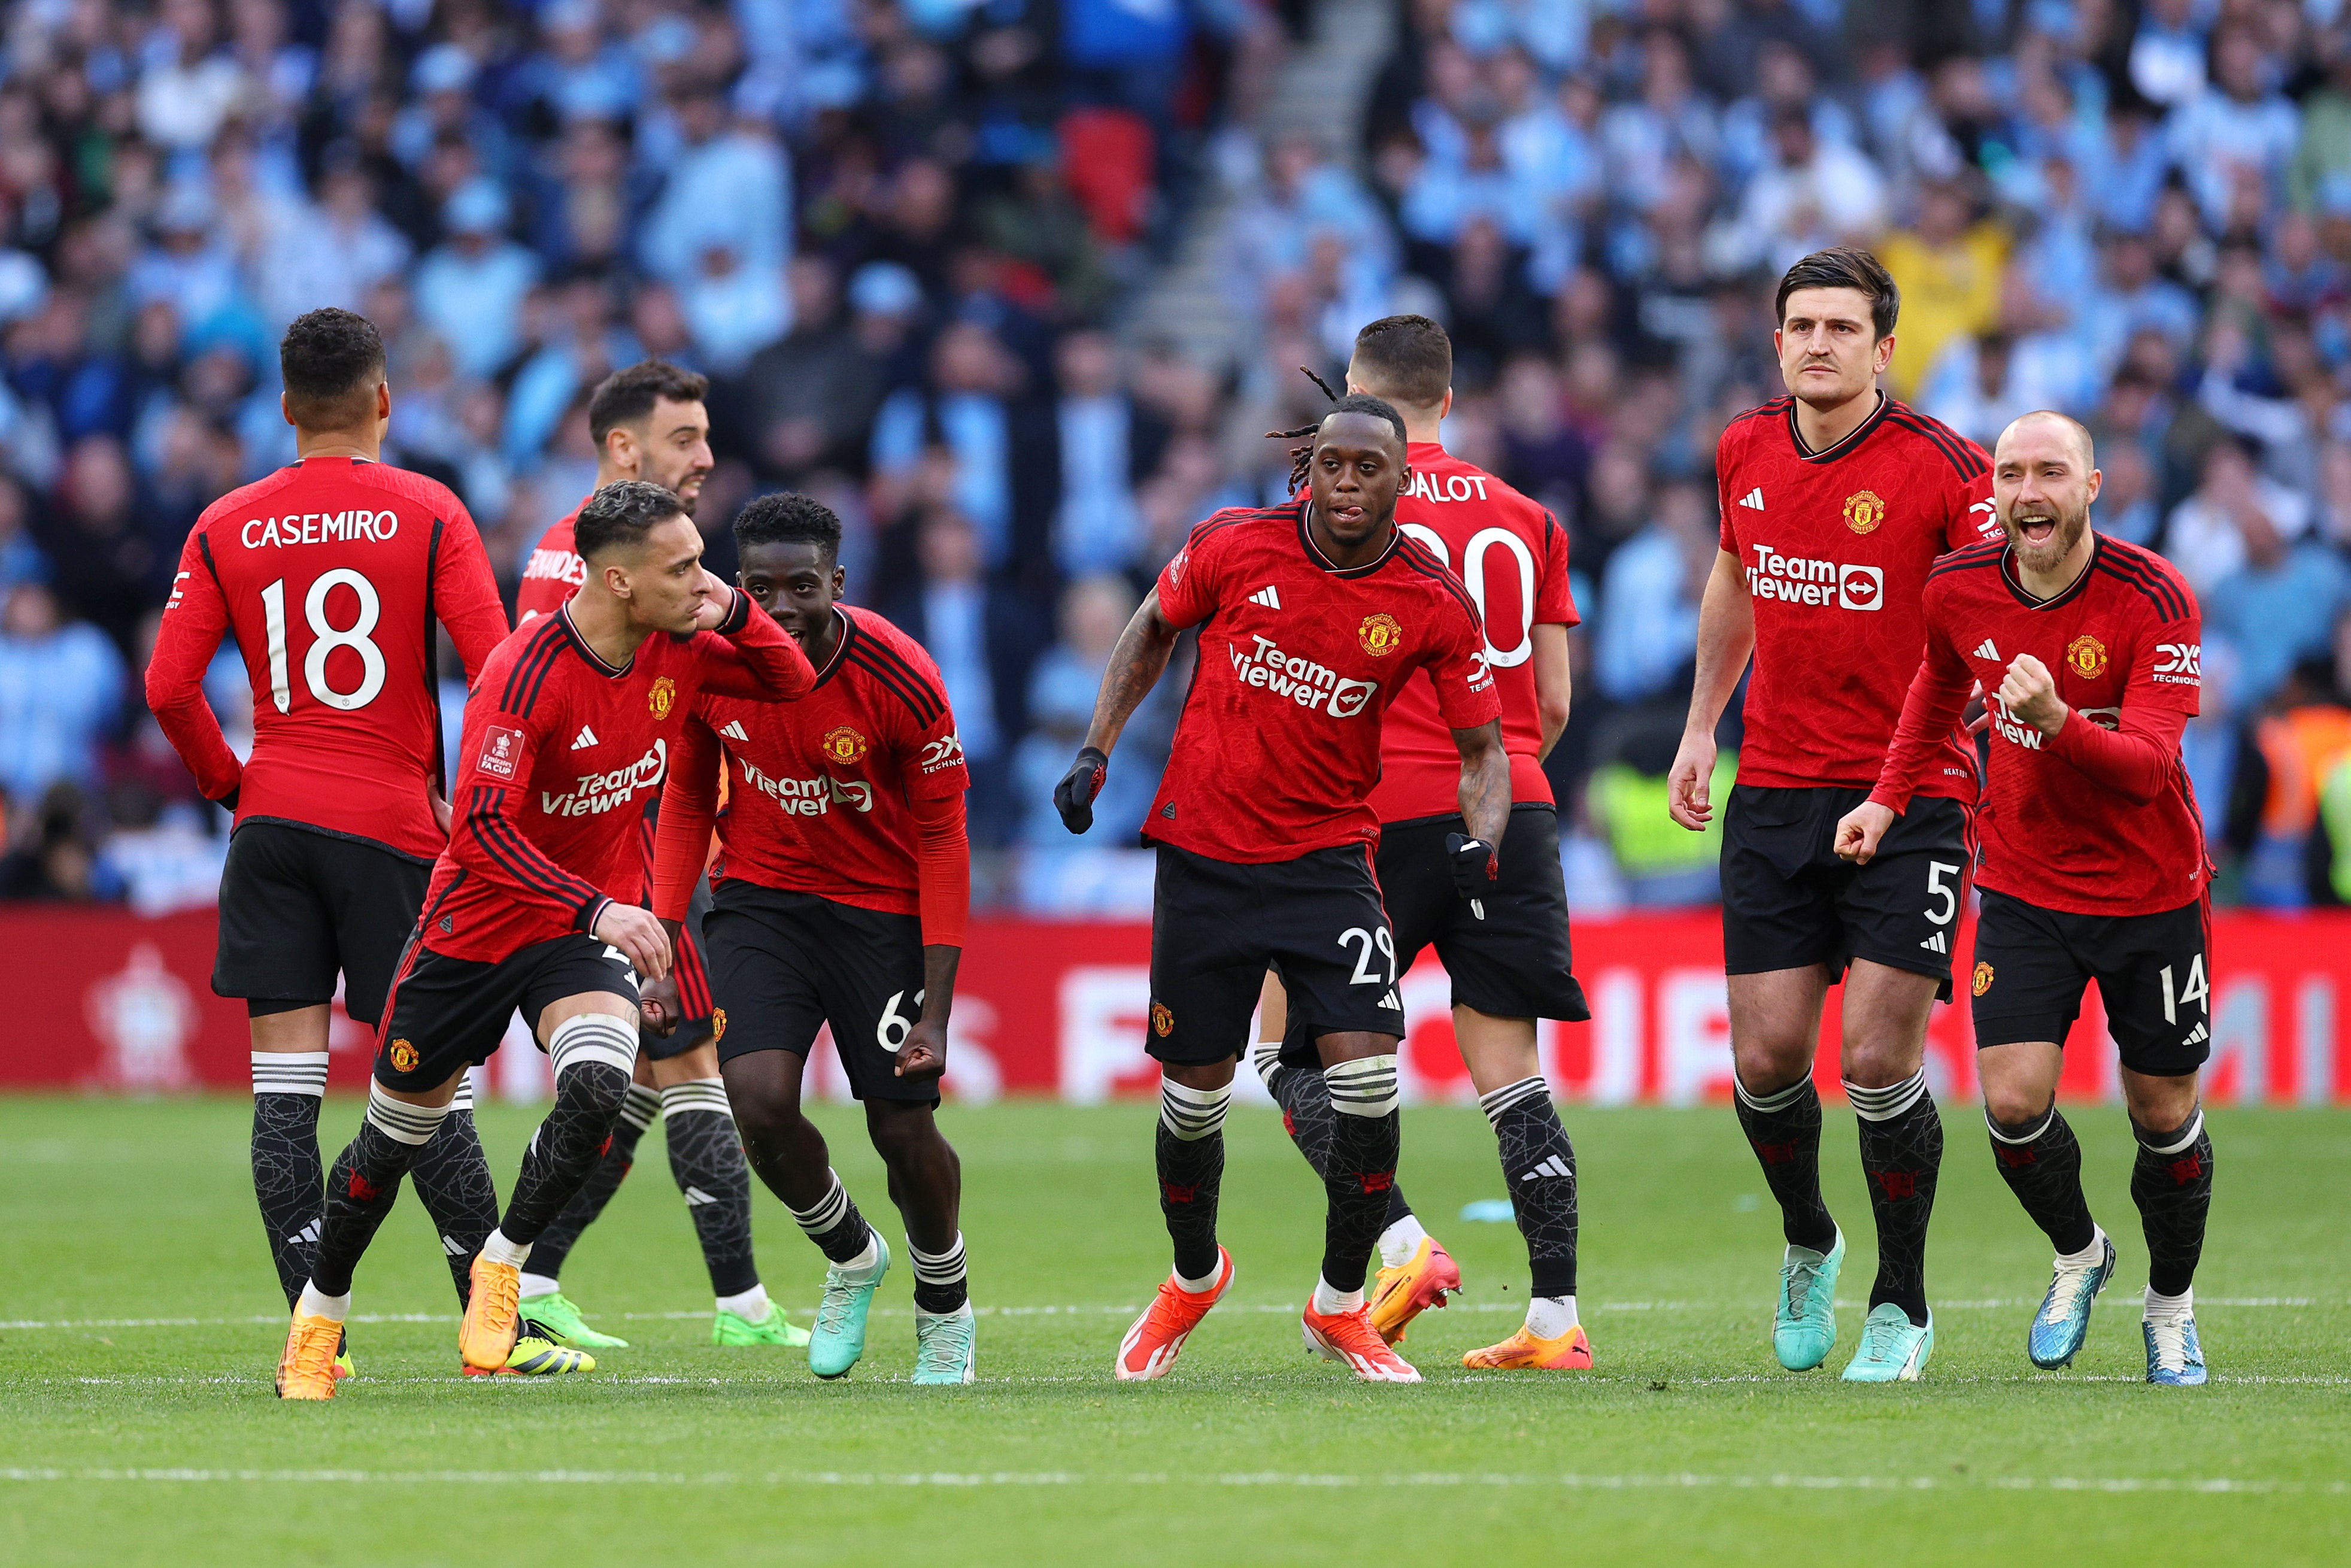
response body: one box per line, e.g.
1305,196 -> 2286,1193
787,1168 -> 876,1266
1319,1056 -> 1400,1295
661,1079 -> 760,1297
407,1081 -> 503,1308
1988,1106 -> 2095,1255
1156,1079 -> 1230,1282
2131,1107 -> 2215,1297
499,1053 -> 633,1247
310,1091 -> 448,1297
910,1232 -> 969,1314
1482,1075 -> 1578,1299
1257,1045 -> 1418,1223
1850,1072 -> 1942,1327
1733,1073 -> 1837,1252
528,1082 -> 658,1285
250,1053 -> 328,1309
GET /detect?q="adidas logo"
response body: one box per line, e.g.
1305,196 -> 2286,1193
683,1186 -> 715,1206
1738,488 -> 1765,510
571,724 -> 599,750
720,720 -> 749,742
2183,1021 -> 2209,1047
1249,584 -> 1283,609
441,1235 -> 467,1257
1919,930 -> 1948,954
1378,988 -> 1402,1011
290,1220 -> 321,1247
1521,1155 -> 1573,1182
1973,639 -> 2000,661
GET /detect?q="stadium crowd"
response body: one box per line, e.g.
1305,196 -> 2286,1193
10,0 -> 2351,916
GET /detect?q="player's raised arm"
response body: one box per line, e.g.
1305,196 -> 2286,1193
1668,548 -> 1755,830
144,527 -> 243,809
687,577 -> 817,702
1055,586 -> 1182,832
431,501 -> 513,679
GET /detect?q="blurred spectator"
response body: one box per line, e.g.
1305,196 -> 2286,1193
413,181 -> 538,379
37,435 -> 166,649
2164,441 -> 2313,600
870,322 -> 1049,569
735,255 -> 888,483
2205,503 -> 2351,709
1594,476 -> 1709,706
0,783 -> 111,902
1048,330 -> 1164,578
0,581 -> 126,802
1013,574 -> 1157,846
882,512 -> 1033,846
1878,181 -> 2007,398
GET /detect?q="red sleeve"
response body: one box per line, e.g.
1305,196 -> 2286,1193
433,509 -> 511,680
1535,509 -> 1579,628
450,703 -> 610,932
144,530 -> 243,805
1154,522 -> 1220,630
688,589 -> 817,701
1868,605 -> 1975,815
1428,585 -> 1504,730
2046,703 -> 2189,805
652,714 -> 721,923
1944,446 -> 1999,550
1716,427 -> 1742,554
909,790 -> 970,948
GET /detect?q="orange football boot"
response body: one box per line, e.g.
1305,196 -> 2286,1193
459,1253 -> 523,1371
275,1311 -> 342,1400
1367,1235 -> 1461,1345
1461,1323 -> 1594,1370
1303,1297 -> 1422,1382
1114,1248 -> 1234,1381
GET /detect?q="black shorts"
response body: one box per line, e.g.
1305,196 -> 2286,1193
1151,841 -> 1402,1068
643,876 -> 717,1062
1374,805 -> 1589,1023
701,879 -> 938,1105
374,932 -> 641,1093
1970,889 -> 2212,1076
214,820 -> 430,1027
1721,784 -> 1974,1001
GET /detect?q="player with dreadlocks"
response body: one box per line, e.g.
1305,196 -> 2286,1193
1056,391 -> 1507,1383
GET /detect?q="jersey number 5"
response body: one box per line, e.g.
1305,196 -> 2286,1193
260,568 -> 387,714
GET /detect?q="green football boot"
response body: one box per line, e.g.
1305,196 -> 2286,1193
808,1237 -> 890,1379
714,1300 -> 811,1348
516,1290 -> 630,1349
333,1329 -> 356,1384
1840,1303 -> 1934,1382
1774,1228 -> 1845,1370
911,1306 -> 977,1385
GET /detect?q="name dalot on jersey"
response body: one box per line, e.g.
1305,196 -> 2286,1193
1230,635 -> 1378,718
540,740 -> 667,817
1743,543 -> 1882,611
736,754 -> 872,816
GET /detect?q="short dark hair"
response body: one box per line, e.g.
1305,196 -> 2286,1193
1774,246 -> 1900,339
574,478 -> 687,561
734,492 -> 844,563
587,360 -> 711,448
1320,393 -> 1409,451
1350,315 -> 1452,408
280,308 -> 385,427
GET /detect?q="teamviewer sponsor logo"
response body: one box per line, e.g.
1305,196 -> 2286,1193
736,755 -> 873,815
540,739 -> 668,817
1988,696 -> 2044,751
1745,544 -> 1882,611
1229,635 -> 1378,717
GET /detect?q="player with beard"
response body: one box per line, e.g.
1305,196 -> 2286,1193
1056,395 -> 1506,1384
1669,247 -> 2001,1382
1254,317 -> 1592,1370
506,362 -> 807,1353
146,308 -> 536,1379
653,493 -> 979,1384
1837,413 -> 2216,1386
272,480 -> 815,1399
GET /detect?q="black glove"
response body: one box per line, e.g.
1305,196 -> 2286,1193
1054,747 -> 1110,833
1446,832 -> 1499,899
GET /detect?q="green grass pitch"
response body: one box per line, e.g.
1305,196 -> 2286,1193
1,1094 -> 2345,1566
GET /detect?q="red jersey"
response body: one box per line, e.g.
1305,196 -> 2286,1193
145,456 -> 509,862
1872,536 -> 2207,916
420,593 -> 815,963
1147,502 -> 1501,863
1716,395 -> 2001,799
656,605 -> 967,919
514,504 -> 587,623
1369,442 -> 1578,822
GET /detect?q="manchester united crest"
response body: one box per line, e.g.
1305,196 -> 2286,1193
387,1038 -> 420,1072
2065,635 -> 2109,678
1358,612 -> 1404,657
1843,490 -> 1886,534
711,1008 -> 727,1042
1151,1001 -> 1174,1038
822,726 -> 869,765
1971,962 -> 1995,998
649,675 -> 677,718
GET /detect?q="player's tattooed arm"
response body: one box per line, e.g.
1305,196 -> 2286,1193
1451,719 -> 1510,845
1081,589 -> 1181,757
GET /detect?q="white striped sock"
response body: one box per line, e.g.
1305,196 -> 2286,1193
1733,1075 -> 1812,1114
1158,1079 -> 1231,1141
617,1082 -> 662,1132
548,1013 -> 638,1076
450,1074 -> 476,1114
252,1051 -> 329,1097
2138,1108 -> 2206,1155
1324,1054 -> 1400,1118
1478,1075 -> 1551,1126
910,1232 -> 967,1288
659,1078 -> 733,1120
363,1081 -> 451,1147
788,1171 -> 851,1237
1845,1070 -> 1929,1123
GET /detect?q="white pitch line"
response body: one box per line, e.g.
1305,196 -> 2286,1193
24,1369 -> 2351,1390
0,1466 -> 2337,1495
